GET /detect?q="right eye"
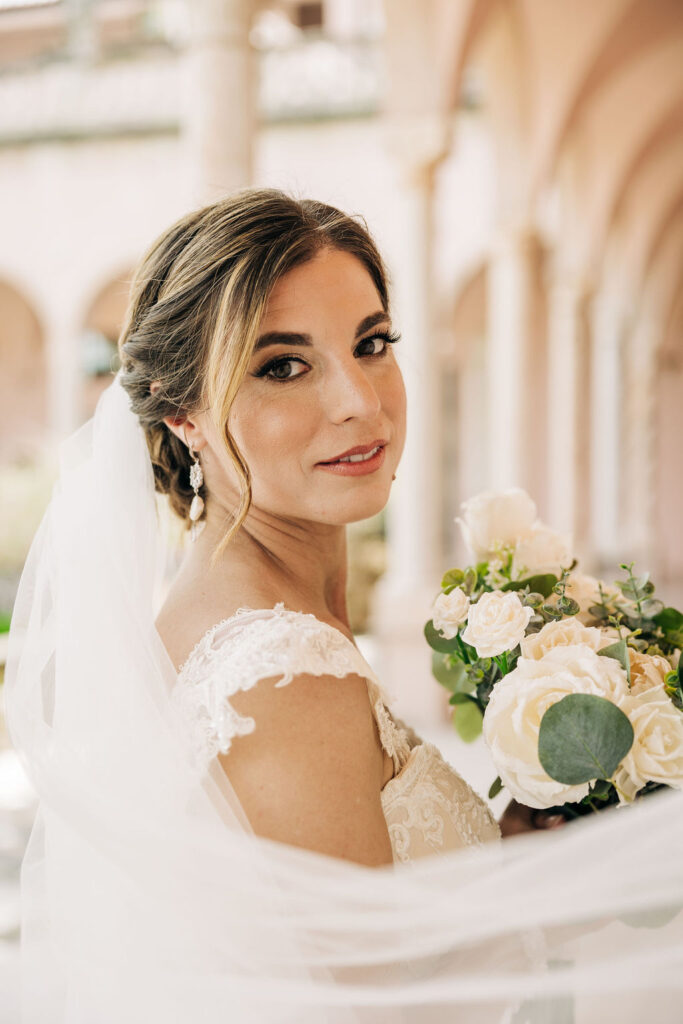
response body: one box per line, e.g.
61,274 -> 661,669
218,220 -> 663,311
253,355 -> 309,381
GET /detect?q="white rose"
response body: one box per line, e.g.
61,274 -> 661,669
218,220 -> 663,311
431,588 -> 470,640
511,522 -> 573,578
462,590 -> 533,658
520,616 -> 608,660
612,685 -> 683,802
455,488 -> 537,562
483,644 -> 631,809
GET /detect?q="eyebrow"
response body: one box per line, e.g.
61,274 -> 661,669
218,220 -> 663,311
252,311 -> 391,354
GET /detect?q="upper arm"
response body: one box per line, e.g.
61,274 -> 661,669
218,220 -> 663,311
220,670 -> 394,868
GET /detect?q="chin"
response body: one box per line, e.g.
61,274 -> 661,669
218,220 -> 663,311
332,490 -> 391,526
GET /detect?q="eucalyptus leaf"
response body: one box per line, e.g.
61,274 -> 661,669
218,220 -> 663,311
463,567 -> 478,596
431,650 -> 472,693
441,568 -> 465,589
424,619 -> 462,654
488,776 -> 503,799
538,694 -> 634,785
501,574 -> 558,598
540,603 -> 564,621
557,597 -> 580,616
639,598 -> 664,619
448,692 -> 480,706
452,700 -> 483,743
597,638 -> 631,686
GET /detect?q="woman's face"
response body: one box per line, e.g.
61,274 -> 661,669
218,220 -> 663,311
199,245 -> 406,528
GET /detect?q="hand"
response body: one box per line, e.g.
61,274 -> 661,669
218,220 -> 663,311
498,798 -> 566,837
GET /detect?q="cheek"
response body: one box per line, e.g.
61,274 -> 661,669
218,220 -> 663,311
384,366 -> 407,447
231,394 -> 314,470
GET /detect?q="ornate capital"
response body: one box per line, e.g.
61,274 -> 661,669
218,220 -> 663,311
382,113 -> 452,187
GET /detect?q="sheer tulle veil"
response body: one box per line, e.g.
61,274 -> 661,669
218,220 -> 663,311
4,370 -> 683,1023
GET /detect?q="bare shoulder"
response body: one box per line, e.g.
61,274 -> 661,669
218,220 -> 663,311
155,577 -> 282,673
224,669 -> 393,867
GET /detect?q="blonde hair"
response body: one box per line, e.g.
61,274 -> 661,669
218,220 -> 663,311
117,186 -> 392,568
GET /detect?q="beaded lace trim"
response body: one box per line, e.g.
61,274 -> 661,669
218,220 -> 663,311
170,602 -> 411,774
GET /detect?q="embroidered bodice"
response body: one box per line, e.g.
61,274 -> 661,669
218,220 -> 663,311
170,603 -> 501,865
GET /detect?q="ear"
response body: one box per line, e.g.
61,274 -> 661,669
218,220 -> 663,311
161,414 -> 209,453
150,381 -> 208,452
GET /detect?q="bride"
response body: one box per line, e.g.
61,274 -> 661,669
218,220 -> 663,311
145,190 -> 548,864
5,187 -> 683,1022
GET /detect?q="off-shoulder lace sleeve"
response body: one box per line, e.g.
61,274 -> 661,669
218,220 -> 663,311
169,602 -> 398,774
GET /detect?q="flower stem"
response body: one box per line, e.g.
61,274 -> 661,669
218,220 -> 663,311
455,634 -> 471,665
608,776 -> 630,803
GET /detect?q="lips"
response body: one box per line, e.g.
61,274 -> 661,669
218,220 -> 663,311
318,439 -> 388,464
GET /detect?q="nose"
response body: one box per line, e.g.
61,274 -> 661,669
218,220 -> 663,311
323,353 -> 382,423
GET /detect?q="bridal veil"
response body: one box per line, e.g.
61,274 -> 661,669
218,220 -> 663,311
4,370 -> 683,1023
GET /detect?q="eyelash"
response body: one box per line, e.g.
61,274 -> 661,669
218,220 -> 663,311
253,329 -> 402,382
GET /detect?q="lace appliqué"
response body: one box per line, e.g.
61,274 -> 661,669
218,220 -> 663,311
381,742 -> 502,864
170,602 -> 396,774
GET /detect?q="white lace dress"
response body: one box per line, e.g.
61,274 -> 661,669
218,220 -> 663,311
170,602 -> 501,866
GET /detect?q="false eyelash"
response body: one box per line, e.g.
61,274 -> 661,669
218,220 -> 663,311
253,329 -> 402,381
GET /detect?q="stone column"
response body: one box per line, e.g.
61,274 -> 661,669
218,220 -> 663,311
369,116 -> 449,730
545,272 -> 586,543
486,227 -> 538,493
588,288 -> 625,568
181,0 -> 255,205
66,0 -> 99,63
622,310 -> 659,568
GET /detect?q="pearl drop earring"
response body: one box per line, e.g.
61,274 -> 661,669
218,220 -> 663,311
187,441 -> 205,542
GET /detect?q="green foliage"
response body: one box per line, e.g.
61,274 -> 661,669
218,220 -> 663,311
448,692 -> 474,705
463,566 -> 479,596
441,568 -> 465,591
540,603 -> 564,621
666,663 -> 683,709
653,607 -> 683,649
597,637 -> 632,686
0,612 -> 11,634
431,651 -> 473,694
501,573 -> 559,598
538,694 -> 634,786
424,619 -> 461,654
451,699 -> 484,742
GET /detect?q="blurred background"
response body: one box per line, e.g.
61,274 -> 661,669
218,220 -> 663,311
1,0 -> 683,1014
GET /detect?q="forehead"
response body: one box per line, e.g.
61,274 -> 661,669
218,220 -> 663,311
261,247 -> 381,325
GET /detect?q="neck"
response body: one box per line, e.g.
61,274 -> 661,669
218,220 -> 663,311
185,503 -> 351,629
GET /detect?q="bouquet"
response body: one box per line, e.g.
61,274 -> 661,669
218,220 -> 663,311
425,488 -> 683,818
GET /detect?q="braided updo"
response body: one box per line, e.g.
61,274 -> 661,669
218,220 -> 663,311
117,186 -> 392,566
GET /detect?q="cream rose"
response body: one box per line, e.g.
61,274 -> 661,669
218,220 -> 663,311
563,573 -> 620,624
462,590 -> 533,658
431,588 -> 470,640
520,616 -> 608,660
627,650 -> 672,696
455,488 -> 537,562
482,644 -> 631,808
511,523 -> 573,578
612,685 -> 683,801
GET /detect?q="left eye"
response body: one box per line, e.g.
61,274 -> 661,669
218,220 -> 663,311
357,336 -> 386,356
